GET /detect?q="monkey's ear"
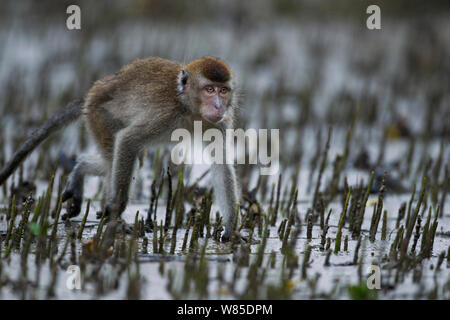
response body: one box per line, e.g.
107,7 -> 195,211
177,69 -> 189,93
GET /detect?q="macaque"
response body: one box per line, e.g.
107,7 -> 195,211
0,56 -> 239,241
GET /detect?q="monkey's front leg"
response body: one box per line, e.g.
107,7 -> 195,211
105,126 -> 143,219
211,162 -> 239,242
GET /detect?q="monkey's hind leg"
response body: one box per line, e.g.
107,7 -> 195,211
62,155 -> 107,220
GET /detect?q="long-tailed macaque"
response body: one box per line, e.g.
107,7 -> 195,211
0,56 -> 239,241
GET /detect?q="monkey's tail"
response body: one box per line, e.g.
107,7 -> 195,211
0,98 -> 84,186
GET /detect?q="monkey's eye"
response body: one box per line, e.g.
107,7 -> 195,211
220,87 -> 229,94
205,86 -> 215,94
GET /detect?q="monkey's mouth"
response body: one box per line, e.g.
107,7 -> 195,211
203,113 -> 224,124
203,112 -> 225,124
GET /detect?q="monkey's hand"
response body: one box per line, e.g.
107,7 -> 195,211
61,189 -> 82,220
100,199 -> 127,220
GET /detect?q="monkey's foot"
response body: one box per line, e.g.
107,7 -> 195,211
95,213 -> 133,234
117,220 -> 134,234
97,203 -> 116,220
61,189 -> 82,221
96,210 -> 107,220
96,204 -> 126,225
99,201 -> 126,220
220,230 -> 231,242
221,230 -> 248,244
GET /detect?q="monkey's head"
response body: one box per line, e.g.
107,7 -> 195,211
178,56 -> 235,125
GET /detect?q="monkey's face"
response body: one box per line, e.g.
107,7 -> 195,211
198,82 -> 232,124
180,57 -> 234,125
180,73 -> 233,124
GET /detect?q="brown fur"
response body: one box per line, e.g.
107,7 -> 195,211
84,56 -> 233,157
84,57 -> 184,157
85,57 -> 183,111
185,56 -> 231,83
63,56 -> 238,241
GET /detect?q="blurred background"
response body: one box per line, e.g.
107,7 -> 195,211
0,0 -> 449,193
0,0 -> 449,300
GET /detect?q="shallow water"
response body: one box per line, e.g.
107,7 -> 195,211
0,7 -> 449,299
